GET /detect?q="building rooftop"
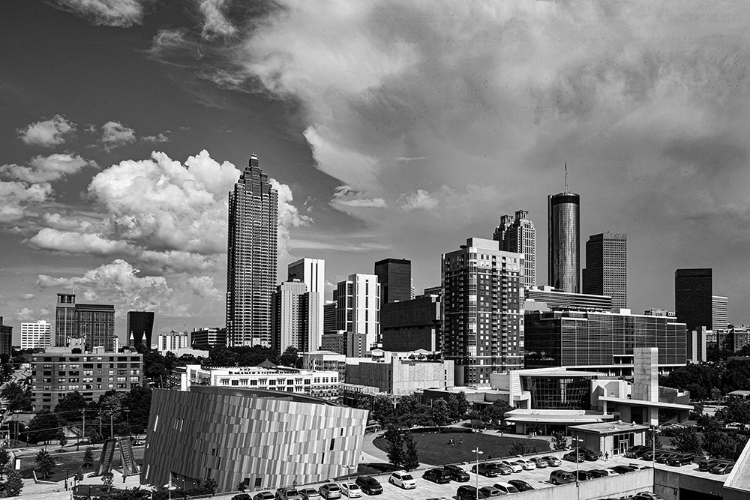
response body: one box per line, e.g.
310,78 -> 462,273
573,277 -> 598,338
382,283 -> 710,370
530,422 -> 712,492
725,433 -> 750,493
504,409 -> 615,425
189,386 -> 336,406
570,421 -> 650,434
514,367 -> 608,378
599,396 -> 693,411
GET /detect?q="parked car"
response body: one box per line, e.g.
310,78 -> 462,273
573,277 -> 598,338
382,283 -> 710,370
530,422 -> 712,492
563,451 -> 585,463
340,483 -> 361,498
423,468 -> 452,484
549,470 -> 576,485
587,469 -> 609,478
629,464 -> 650,471
656,453 -> 680,464
253,493 -> 275,500
471,462 -> 499,477
457,485 -> 485,500
500,460 -> 523,472
319,483 -> 342,499
389,471 -> 417,489
232,495 -> 251,500
488,462 -> 513,475
625,445 -> 650,458
710,462 -> 735,475
667,454 -> 694,466
514,458 -> 536,470
576,470 -> 594,481
443,464 -> 471,482
542,456 -> 562,467
698,459 -> 721,472
632,493 -> 661,500
299,488 -> 321,500
530,457 -> 548,468
276,489 -> 303,500
578,448 -> 599,461
508,479 -> 533,492
479,486 -> 502,498
494,481 -> 521,494
354,476 -> 382,495
611,465 -> 638,474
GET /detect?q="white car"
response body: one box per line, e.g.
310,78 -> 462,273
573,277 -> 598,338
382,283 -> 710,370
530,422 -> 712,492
500,460 -> 522,473
389,471 -> 417,489
514,458 -> 536,470
339,483 -> 361,498
601,468 -> 619,476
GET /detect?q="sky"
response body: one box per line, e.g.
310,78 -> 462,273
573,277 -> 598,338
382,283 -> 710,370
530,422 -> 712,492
1,0 -> 749,345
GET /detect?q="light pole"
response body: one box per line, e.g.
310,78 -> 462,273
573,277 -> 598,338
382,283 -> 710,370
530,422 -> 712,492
472,447 -> 483,500
346,464 -> 356,487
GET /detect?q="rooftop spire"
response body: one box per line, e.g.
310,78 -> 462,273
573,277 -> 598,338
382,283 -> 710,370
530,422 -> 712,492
564,162 -> 568,194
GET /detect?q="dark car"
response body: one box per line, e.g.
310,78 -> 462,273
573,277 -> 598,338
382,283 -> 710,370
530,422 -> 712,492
355,476 -> 382,495
563,451 -> 585,463
549,470 -> 576,485
233,495 -> 251,500
487,462 -> 513,476
667,454 -> 694,466
612,465 -> 638,474
444,464 -> 471,482
576,470 -> 594,481
625,445 -> 650,458
710,462 -> 735,475
578,448 -> 599,461
698,459 -> 721,472
588,469 -> 609,478
479,486 -> 502,498
471,463 -> 499,477
299,488 -> 321,500
508,479 -> 534,491
253,493 -> 275,500
656,453 -> 680,464
423,468 -> 451,484
457,485 -> 486,500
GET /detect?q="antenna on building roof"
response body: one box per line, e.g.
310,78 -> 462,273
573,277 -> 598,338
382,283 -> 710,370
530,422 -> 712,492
564,162 -> 569,194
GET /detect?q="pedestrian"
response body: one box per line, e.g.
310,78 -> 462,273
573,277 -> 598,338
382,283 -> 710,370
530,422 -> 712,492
460,437 -> 464,444
599,451 -> 603,461
605,452 -> 609,461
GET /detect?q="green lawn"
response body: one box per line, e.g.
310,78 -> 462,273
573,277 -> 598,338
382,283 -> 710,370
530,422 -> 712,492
15,445 -> 145,481
373,431 -> 550,466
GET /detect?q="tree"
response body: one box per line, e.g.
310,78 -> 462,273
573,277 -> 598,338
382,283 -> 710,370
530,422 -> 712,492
672,427 -> 702,454
35,449 -> 55,479
446,394 -> 460,421
0,448 -> 9,478
101,471 -> 114,491
431,399 -> 450,428
486,400 -> 513,426
54,390 -> 88,423
403,432 -> 420,471
456,392 -> 470,417
645,429 -> 663,450
552,432 -> 568,451
278,346 -> 299,367
372,395 -> 394,425
0,382 -> 31,412
26,410 -> 61,444
58,431 -> 68,449
510,440 -> 529,456
4,469 -> 23,497
83,447 -> 95,468
384,425 -> 405,469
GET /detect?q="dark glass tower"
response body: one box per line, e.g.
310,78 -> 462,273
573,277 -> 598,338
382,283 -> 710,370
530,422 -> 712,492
127,311 -> 155,349
675,268 -> 712,331
548,191 -> 580,293
374,258 -> 411,304
226,155 -> 278,347
583,232 -> 627,309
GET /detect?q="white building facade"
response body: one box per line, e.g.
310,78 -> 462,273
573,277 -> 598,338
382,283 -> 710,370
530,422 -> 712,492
336,274 -> 381,353
21,320 -> 52,350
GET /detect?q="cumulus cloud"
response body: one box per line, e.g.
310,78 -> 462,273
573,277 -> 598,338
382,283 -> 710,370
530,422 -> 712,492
271,178 -> 313,259
399,189 -> 438,211
100,121 -> 136,150
187,275 -> 222,301
197,0 -> 237,39
52,0 -> 147,27
0,153 -> 94,183
140,132 -> 170,143
16,308 -> 34,321
28,228 -> 132,255
0,181 -> 53,223
17,115 -> 76,146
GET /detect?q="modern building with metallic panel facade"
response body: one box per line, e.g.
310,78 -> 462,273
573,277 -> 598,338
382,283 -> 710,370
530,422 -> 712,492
525,286 -> 612,312
374,258 -> 412,304
493,210 -> 536,290
524,309 -> 687,376
674,268 -> 712,331
582,232 -> 627,309
442,238 -> 524,386
141,386 -> 368,493
548,191 -> 580,293
226,155 -> 278,348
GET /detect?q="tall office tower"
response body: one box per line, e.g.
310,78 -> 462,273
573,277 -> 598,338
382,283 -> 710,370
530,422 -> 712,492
226,155 -> 278,347
493,210 -> 536,290
582,232 -> 627,309
323,301 -> 337,333
548,184 -> 580,293
712,296 -> 728,330
442,238 -> 524,386
336,274 -> 380,352
55,293 -> 76,346
0,317 -> 11,357
675,268 -> 712,331
76,303 -> 116,351
21,320 -> 52,350
272,280 -> 321,354
374,258 -> 412,304
127,311 -> 155,349
288,258 -> 325,347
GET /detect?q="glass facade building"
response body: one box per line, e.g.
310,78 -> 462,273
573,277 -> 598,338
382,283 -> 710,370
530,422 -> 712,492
127,310 -> 155,349
521,374 -> 595,410
583,232 -> 627,309
374,258 -> 412,304
548,193 -> 580,293
674,268 -> 712,331
525,310 -> 687,375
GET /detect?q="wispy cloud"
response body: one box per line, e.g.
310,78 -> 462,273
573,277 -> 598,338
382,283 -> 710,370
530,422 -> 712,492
52,0 -> 147,28
100,121 -> 136,150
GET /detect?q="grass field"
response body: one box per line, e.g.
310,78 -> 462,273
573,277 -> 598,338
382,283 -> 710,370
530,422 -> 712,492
15,445 -> 145,481
372,431 -> 550,466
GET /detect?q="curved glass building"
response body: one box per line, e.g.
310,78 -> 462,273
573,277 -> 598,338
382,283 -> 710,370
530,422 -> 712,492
548,192 -> 580,293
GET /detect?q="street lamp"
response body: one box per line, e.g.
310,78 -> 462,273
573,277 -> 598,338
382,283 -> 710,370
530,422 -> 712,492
472,447 -> 483,500
346,464 -> 356,487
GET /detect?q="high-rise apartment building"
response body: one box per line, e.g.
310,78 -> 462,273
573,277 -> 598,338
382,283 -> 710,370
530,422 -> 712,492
21,320 -> 52,350
323,302 -> 337,333
582,232 -> 627,309
712,295 -> 728,330
0,317 -> 12,357
493,210 -> 536,290
374,258 -> 412,304
226,155 -> 278,347
272,280 -> 321,354
157,331 -> 190,353
287,258 -> 325,348
548,190 -> 580,293
442,238 -> 524,385
53,294 -> 116,351
127,311 -> 155,349
336,274 -> 380,352
675,268 -> 712,331
192,327 -> 227,349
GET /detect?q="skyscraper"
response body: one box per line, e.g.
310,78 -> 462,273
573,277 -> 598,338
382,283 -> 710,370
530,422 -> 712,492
582,232 -> 627,309
442,238 -> 524,385
675,268 -> 712,331
0,317 -> 12,357
548,187 -> 580,293
336,274 -> 380,354
127,311 -> 155,349
53,293 -> 116,351
374,258 -> 412,304
272,280 -> 320,354
226,155 -> 278,347
493,210 -> 536,290
288,258 -> 325,347
55,293 -> 76,346
712,295 -> 728,330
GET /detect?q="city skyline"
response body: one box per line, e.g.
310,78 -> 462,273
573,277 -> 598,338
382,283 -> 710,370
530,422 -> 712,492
2,1 -> 750,342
